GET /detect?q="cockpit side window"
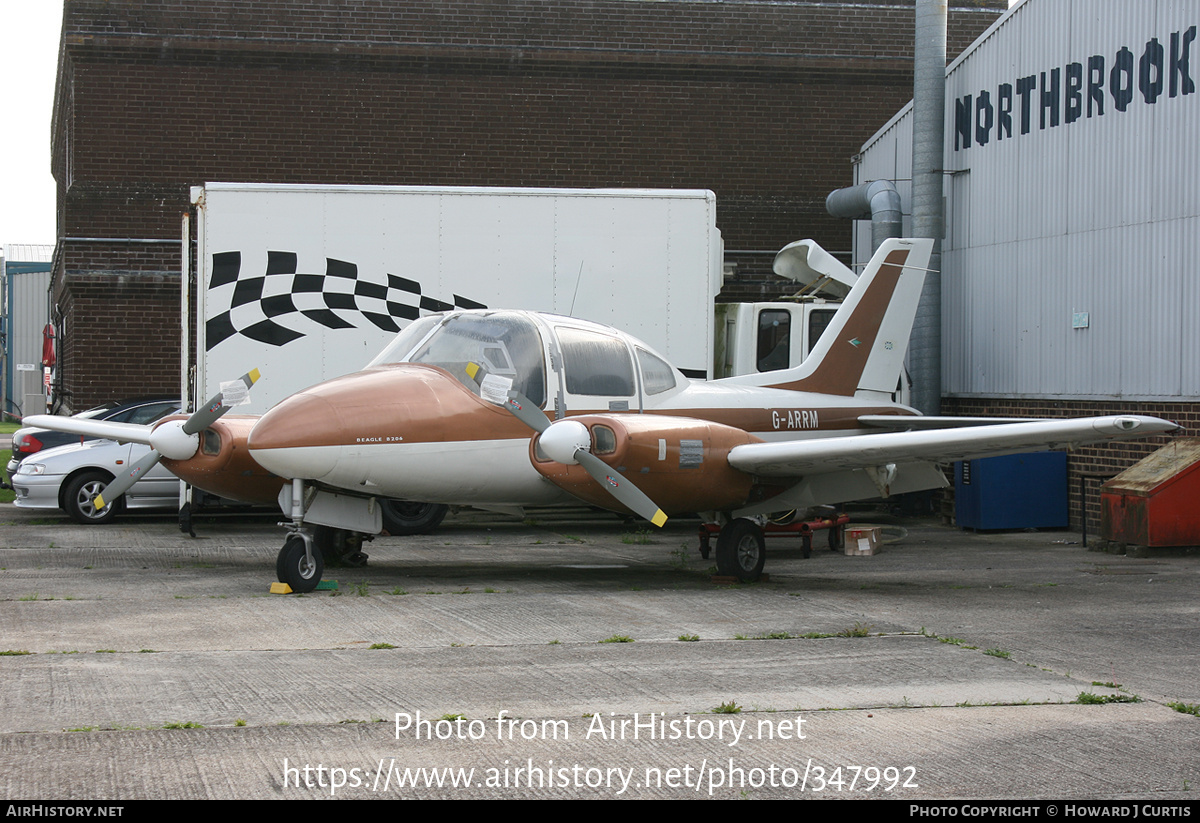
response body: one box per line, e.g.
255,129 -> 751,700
406,312 -> 547,406
556,327 -> 635,397
636,347 -> 677,395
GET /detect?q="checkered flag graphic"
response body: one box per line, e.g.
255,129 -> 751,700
205,251 -> 486,350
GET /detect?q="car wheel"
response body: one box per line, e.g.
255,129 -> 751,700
62,471 -> 119,525
380,500 -> 448,535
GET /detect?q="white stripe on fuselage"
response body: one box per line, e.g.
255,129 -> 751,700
255,438 -> 573,507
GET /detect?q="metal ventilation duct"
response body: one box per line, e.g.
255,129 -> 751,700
824,179 -> 903,253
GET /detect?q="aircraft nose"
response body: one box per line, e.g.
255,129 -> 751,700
247,392 -> 341,480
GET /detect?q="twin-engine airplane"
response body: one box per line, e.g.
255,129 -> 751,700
27,238 -> 1179,592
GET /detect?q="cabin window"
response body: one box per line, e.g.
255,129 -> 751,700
556,327 -> 635,397
637,348 -> 677,395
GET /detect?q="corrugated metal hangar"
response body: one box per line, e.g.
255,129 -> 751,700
852,0 -> 1198,527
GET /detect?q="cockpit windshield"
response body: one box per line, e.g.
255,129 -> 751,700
368,312 -> 546,407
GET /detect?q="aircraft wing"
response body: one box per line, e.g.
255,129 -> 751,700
21,415 -> 156,446
857,414 -> 1045,429
728,415 -> 1179,477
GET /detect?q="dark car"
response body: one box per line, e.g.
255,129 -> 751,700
5,397 -> 180,487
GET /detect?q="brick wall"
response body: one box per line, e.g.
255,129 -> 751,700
51,0 -> 1005,408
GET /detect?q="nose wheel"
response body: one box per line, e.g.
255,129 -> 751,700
277,531 -> 324,593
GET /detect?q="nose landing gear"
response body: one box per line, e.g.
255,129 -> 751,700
277,530 -> 323,593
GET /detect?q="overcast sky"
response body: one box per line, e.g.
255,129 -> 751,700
1,2 -> 63,250
0,1 -> 1019,255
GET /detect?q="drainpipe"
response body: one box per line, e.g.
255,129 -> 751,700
825,179 -> 903,254
909,0 -> 947,416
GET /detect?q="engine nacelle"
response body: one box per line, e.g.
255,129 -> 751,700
530,415 -> 761,515
160,415 -> 284,503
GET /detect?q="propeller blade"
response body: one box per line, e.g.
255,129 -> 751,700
575,450 -> 668,528
505,391 -> 551,434
92,450 -> 163,511
183,368 -> 261,435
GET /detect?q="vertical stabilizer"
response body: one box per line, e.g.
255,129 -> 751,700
719,238 -> 932,397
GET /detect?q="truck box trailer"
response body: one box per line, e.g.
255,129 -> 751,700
191,184 -> 724,415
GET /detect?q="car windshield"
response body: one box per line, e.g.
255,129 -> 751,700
406,312 -> 547,407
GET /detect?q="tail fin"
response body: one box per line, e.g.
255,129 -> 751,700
722,237 -> 932,397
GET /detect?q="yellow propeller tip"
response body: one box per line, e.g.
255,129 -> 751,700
93,494 -> 107,510
651,511 -> 668,528
247,368 -> 261,384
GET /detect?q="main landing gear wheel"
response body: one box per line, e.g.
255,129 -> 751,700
313,525 -> 370,568
277,534 -> 324,593
716,518 -> 766,582
380,501 -> 449,536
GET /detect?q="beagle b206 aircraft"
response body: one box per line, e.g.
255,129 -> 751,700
228,237 -> 1176,590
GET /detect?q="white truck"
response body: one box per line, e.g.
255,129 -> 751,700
185,184 -> 869,532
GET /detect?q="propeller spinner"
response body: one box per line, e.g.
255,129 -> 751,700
90,369 -> 261,511
505,392 -> 668,528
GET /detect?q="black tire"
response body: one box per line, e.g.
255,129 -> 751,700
62,471 -> 119,525
380,500 -> 448,536
277,535 -> 324,593
313,525 -> 346,567
715,518 -> 766,582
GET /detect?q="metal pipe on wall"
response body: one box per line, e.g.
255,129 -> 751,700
909,0 -> 946,416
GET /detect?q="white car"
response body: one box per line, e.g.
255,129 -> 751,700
12,437 -> 182,524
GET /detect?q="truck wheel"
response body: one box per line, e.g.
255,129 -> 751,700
277,535 -> 323,593
380,501 -> 448,535
63,471 -> 119,525
715,518 -> 766,582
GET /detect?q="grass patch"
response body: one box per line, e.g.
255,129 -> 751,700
677,634 -> 700,642
1075,692 -> 1141,705
599,635 -> 634,644
712,701 -> 742,714
621,530 -> 654,545
837,622 -> 874,637
162,721 -> 204,729
983,648 -> 1012,659
1,650 -> 32,656
368,642 -> 396,650
1167,702 -> 1200,717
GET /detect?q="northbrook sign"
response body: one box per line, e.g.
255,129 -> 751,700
954,25 -> 1195,151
